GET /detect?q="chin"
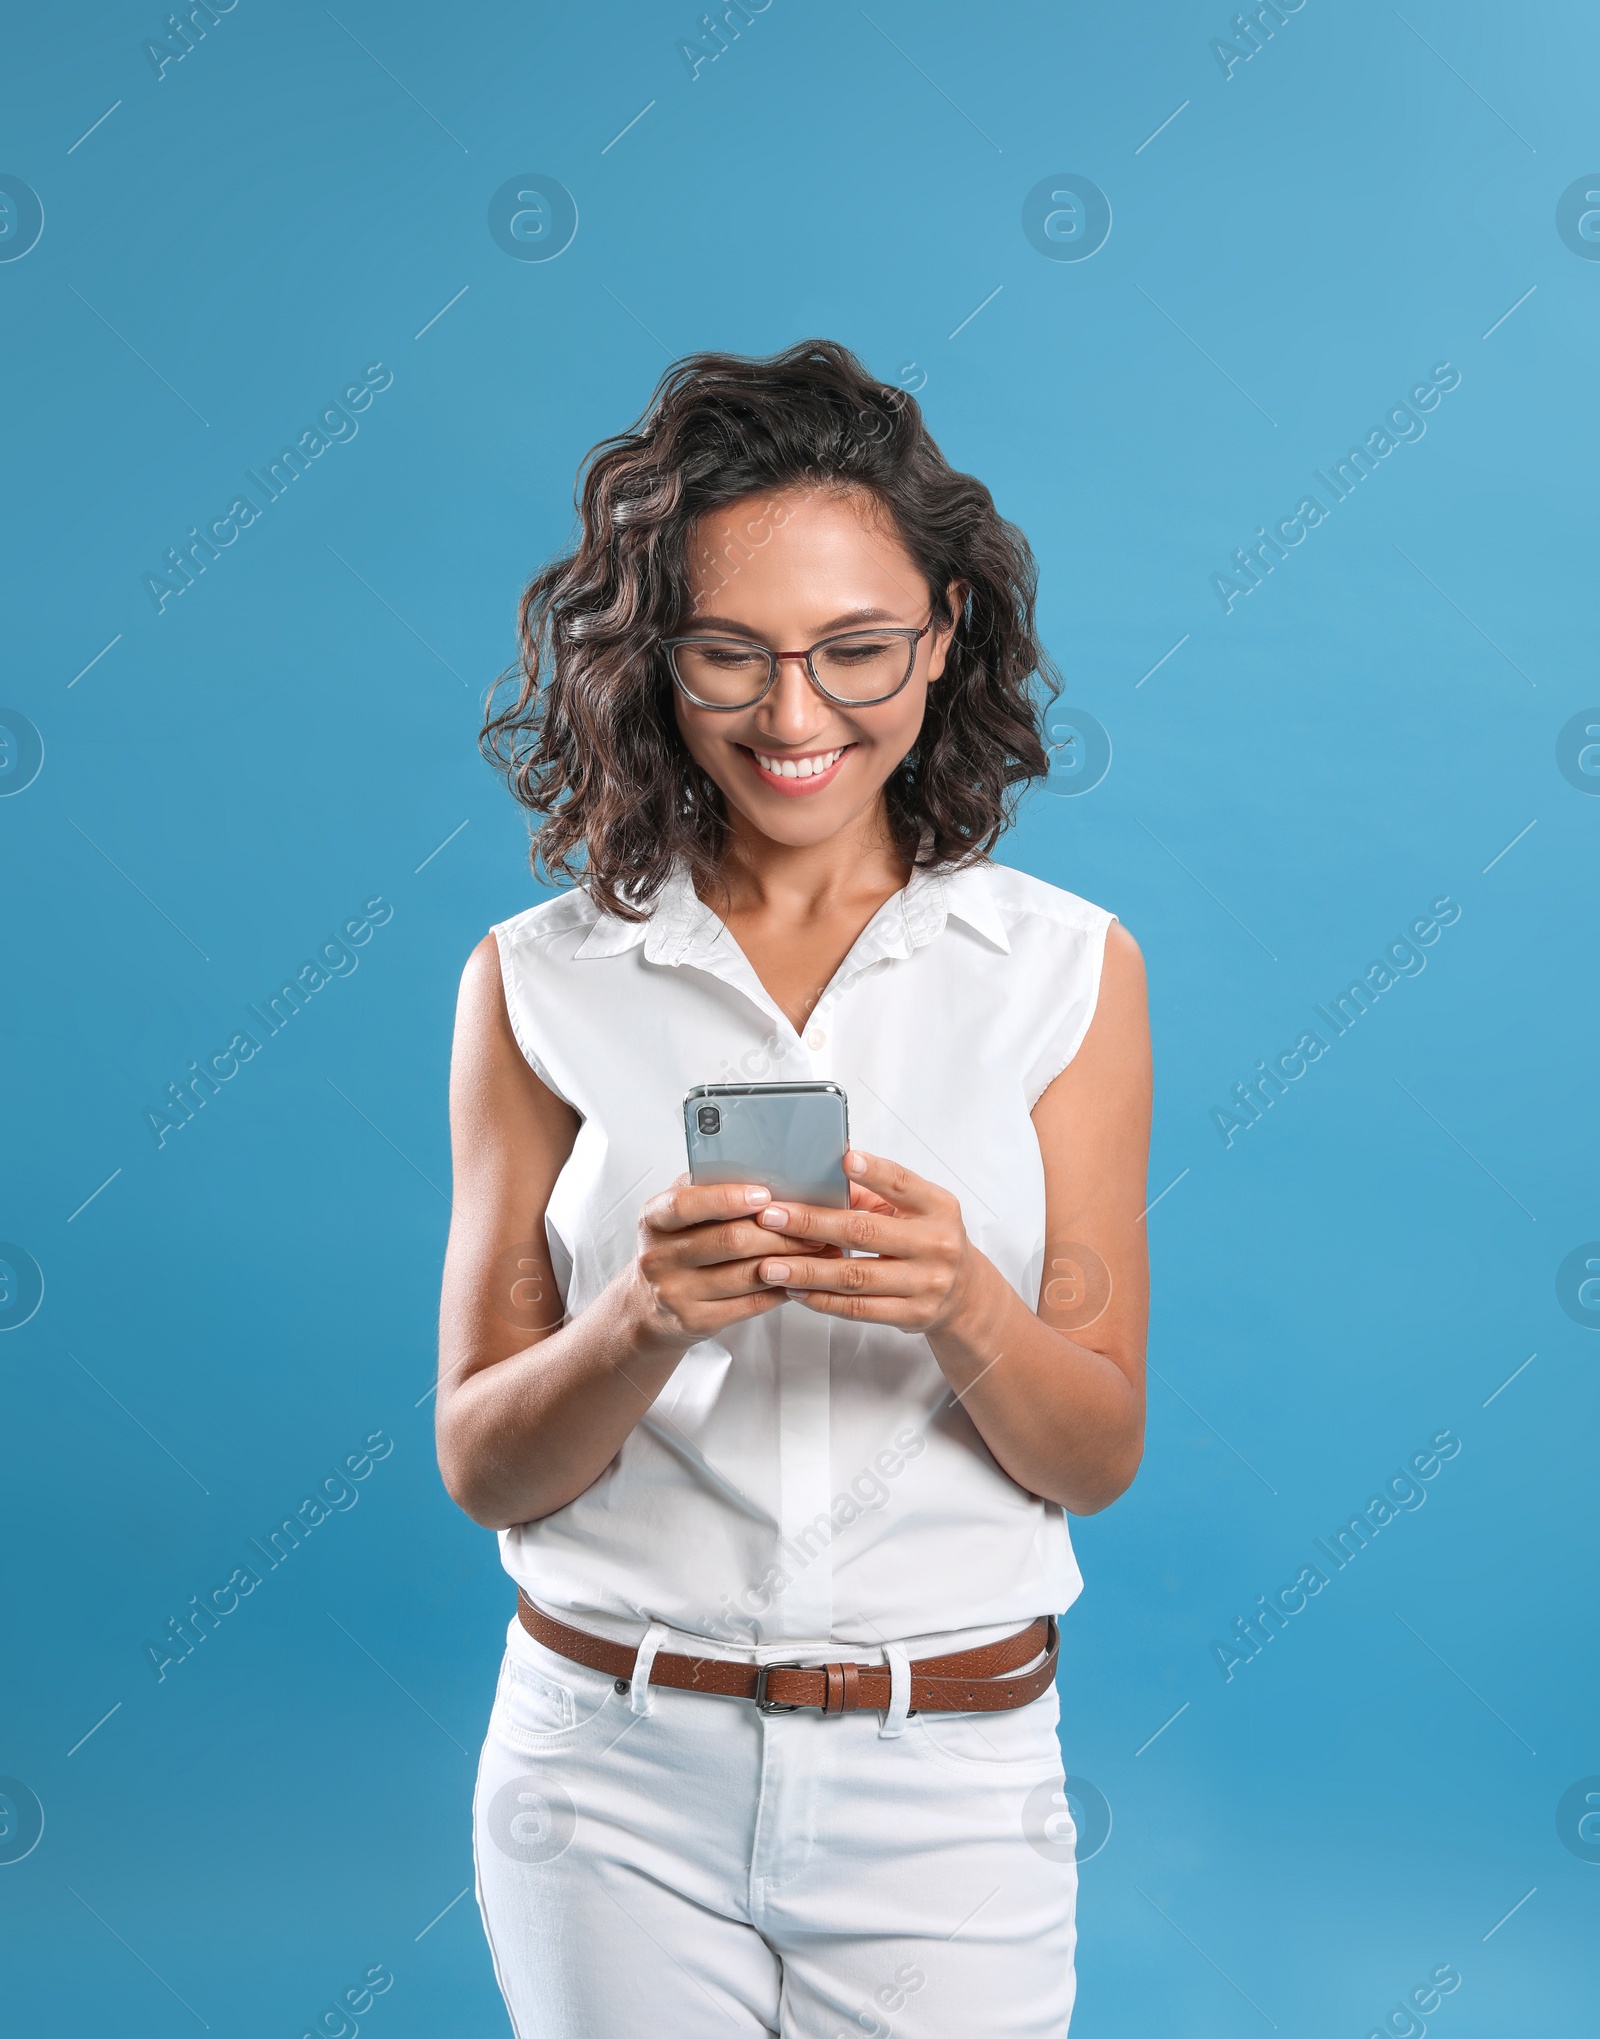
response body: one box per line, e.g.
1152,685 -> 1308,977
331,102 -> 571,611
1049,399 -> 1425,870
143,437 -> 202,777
731,795 -> 861,847
723,773 -> 888,846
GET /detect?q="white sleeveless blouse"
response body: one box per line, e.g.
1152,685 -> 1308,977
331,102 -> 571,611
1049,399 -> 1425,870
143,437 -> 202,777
492,857 -> 1116,1659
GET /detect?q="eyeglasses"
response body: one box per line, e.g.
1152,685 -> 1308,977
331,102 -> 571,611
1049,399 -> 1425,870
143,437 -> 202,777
662,619 -> 933,711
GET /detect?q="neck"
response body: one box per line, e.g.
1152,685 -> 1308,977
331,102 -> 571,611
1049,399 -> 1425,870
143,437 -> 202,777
709,798 -> 911,920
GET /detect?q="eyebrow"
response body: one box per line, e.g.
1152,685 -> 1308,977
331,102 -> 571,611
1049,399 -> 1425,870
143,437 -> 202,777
682,606 -> 906,637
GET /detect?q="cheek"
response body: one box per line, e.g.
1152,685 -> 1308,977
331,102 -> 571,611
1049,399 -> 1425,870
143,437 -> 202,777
875,686 -> 931,758
672,698 -> 720,769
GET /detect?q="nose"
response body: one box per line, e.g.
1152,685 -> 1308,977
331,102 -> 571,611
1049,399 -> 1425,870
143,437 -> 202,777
753,654 -> 832,746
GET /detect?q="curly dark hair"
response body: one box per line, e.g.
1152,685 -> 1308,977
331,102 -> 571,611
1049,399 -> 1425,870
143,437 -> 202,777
481,338 -> 1057,920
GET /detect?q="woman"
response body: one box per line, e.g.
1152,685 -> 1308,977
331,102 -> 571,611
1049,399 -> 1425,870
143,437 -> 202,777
437,340 -> 1150,2037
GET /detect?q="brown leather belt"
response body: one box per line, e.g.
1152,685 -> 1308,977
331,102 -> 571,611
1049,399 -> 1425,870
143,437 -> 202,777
517,1592 -> 1058,1715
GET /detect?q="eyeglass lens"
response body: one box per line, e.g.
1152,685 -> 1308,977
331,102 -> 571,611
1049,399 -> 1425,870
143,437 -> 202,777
671,629 -> 916,707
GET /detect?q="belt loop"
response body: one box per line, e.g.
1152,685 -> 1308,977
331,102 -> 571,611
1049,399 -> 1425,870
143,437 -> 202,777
879,1642 -> 911,1739
630,1621 -> 669,1716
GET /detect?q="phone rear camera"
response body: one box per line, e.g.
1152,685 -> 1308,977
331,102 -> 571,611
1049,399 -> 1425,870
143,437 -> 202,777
696,1105 -> 721,1136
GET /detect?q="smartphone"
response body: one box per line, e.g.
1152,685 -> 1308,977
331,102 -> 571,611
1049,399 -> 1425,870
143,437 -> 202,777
683,1081 -> 850,1209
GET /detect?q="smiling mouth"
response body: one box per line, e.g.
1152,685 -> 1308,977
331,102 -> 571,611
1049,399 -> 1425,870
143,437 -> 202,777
740,743 -> 853,787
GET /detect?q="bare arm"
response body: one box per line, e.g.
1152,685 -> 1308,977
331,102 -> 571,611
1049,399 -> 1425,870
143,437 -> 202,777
435,935 -> 788,1529
748,923 -> 1152,1513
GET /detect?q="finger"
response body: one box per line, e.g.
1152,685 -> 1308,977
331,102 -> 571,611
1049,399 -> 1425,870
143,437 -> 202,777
644,1256 -> 790,1311
755,1253 -> 918,1296
667,1219 -> 799,1269
848,1182 -> 900,1216
643,1180 -> 773,1234
755,1198 -> 899,1253
783,1288 -> 926,1326
695,1255 -> 797,1300
841,1149 -> 944,1214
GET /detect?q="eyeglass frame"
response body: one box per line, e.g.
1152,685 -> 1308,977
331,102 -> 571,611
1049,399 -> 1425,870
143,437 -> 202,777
661,617 -> 936,711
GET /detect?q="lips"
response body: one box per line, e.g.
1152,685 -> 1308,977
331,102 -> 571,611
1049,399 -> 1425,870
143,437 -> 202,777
740,743 -> 853,796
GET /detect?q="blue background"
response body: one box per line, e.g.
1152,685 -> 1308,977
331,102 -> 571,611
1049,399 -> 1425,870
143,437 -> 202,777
3,0 -> 1597,2030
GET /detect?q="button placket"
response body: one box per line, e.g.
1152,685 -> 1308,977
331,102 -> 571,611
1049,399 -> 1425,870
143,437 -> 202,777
801,995 -> 833,1072
802,986 -> 843,1063
774,1305 -> 834,1642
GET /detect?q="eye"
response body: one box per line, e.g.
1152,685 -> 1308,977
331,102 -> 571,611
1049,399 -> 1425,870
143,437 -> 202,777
824,636 -> 896,663
696,643 -> 764,667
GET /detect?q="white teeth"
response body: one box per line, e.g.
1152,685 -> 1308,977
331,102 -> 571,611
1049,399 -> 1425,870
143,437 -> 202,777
754,746 -> 843,781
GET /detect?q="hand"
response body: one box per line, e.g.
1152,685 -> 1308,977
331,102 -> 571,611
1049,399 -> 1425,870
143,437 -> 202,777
752,1150 -> 986,1334
627,1177 -> 794,1350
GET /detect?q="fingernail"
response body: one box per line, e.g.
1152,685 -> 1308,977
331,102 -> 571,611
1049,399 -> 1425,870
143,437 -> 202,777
759,1206 -> 790,1228
845,1151 -> 866,1175
761,1261 -> 791,1282
745,1186 -> 771,1206
785,1288 -> 809,1301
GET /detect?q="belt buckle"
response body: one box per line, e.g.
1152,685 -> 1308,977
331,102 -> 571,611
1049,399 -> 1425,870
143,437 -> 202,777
754,1661 -> 806,1713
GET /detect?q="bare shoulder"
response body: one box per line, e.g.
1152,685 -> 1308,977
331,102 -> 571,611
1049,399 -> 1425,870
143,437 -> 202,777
1077,920 -> 1150,1073
450,933 -> 575,1151
1098,922 -> 1148,1018
458,931 -> 510,1025
452,932 -> 521,1072
1034,920 -> 1150,1133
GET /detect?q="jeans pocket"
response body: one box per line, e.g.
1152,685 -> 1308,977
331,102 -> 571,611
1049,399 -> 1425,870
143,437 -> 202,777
909,1685 -> 1063,1773
492,1633 -> 620,1750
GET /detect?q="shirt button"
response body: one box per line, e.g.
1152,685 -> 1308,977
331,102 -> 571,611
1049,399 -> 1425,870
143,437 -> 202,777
805,1029 -> 826,1049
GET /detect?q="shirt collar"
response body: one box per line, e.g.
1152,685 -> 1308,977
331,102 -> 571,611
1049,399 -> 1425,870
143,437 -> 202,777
641,863 -> 729,968
934,860 -> 1011,954
571,904 -> 648,960
570,863 -> 725,964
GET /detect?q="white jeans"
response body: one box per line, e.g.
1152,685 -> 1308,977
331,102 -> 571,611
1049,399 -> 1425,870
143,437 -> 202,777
473,1615 -> 1078,2037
